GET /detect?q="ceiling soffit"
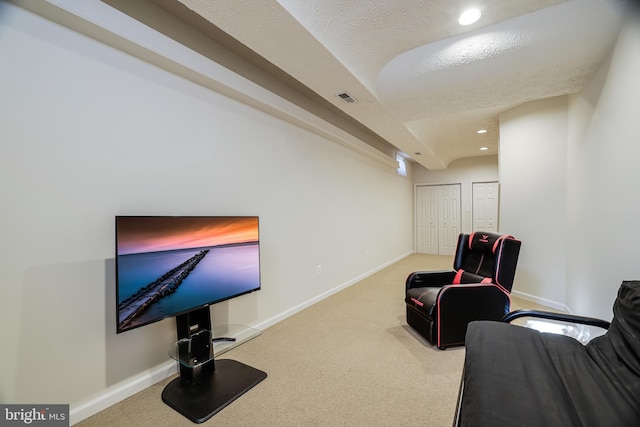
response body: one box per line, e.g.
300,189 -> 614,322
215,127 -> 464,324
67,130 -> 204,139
166,0 -> 626,169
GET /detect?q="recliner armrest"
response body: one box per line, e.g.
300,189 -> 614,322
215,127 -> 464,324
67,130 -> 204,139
406,270 -> 456,291
438,284 -> 511,315
501,309 -> 610,330
436,284 -> 511,348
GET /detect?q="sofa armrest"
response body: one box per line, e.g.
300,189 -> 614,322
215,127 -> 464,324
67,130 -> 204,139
406,270 -> 456,291
501,309 -> 610,330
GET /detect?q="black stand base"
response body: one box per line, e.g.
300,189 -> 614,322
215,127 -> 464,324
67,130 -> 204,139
162,359 -> 267,423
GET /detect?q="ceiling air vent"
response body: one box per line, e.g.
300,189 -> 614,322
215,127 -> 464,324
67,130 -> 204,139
336,91 -> 357,104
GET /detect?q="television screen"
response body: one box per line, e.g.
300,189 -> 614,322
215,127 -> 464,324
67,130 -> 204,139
115,216 -> 260,333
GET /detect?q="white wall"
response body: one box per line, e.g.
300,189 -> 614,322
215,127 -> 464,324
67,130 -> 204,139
0,1 -> 413,418
499,96 -> 569,308
565,11 -> 640,319
412,156 -> 499,233
498,10 -> 640,315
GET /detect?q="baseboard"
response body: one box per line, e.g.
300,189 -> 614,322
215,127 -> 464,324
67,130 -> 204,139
70,361 -> 177,425
68,251 -> 412,425
253,251 -> 413,331
511,289 -> 570,312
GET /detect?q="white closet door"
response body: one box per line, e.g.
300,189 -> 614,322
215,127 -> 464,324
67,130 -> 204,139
438,184 -> 460,255
416,184 -> 461,254
416,185 -> 439,254
472,182 -> 499,232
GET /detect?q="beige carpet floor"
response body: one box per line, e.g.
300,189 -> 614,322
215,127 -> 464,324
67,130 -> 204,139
77,254 -> 546,426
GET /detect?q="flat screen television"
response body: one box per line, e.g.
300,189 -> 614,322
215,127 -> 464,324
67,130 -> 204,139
115,215 -> 266,422
115,216 -> 261,334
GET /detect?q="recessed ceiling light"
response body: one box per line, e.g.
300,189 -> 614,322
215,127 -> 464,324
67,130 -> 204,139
459,8 -> 481,26
480,147 -> 489,151
477,129 -> 487,134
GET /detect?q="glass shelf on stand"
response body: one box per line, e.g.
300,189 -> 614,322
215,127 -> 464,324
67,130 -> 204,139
168,324 -> 262,368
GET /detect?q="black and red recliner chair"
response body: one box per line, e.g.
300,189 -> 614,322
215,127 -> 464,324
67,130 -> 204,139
405,232 -> 521,349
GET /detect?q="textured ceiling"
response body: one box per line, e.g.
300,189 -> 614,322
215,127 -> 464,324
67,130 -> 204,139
176,0 -> 626,170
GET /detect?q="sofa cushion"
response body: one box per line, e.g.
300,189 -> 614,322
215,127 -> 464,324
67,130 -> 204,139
460,317 -> 640,426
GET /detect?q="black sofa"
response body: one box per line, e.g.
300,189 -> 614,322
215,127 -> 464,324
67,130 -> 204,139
456,280 -> 640,427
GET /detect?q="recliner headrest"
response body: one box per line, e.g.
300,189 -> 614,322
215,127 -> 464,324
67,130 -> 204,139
468,232 -> 514,254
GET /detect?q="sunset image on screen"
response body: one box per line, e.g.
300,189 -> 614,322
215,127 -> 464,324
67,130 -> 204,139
117,216 -> 259,255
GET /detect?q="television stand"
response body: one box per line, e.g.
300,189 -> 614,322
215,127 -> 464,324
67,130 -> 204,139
162,308 -> 267,423
162,359 -> 266,423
